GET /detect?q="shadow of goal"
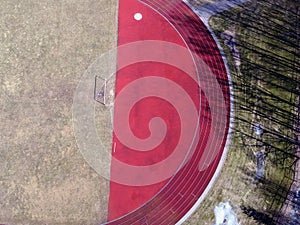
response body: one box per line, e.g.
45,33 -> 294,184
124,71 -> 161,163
93,74 -> 115,153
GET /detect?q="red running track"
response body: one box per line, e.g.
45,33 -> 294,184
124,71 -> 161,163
106,0 -> 230,224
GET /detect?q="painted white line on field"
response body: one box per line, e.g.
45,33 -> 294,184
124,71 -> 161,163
113,142 -> 117,153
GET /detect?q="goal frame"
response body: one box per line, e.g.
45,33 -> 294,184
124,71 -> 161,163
94,75 -> 108,105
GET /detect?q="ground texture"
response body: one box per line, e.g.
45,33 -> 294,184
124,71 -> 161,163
0,0 -> 117,224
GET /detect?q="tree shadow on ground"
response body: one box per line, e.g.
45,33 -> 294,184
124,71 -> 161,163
241,206 -> 276,225
208,0 -> 300,224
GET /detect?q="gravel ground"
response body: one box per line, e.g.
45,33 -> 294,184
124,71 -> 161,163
0,0 -> 118,224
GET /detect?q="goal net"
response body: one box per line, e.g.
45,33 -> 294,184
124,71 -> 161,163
94,75 -> 115,107
95,76 -> 107,105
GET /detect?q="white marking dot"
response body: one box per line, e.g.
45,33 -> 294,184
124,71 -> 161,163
134,13 -> 143,21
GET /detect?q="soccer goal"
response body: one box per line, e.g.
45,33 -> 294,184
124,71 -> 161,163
94,76 -> 108,105
94,75 -> 115,105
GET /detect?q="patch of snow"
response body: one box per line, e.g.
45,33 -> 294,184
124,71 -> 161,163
213,202 -> 240,225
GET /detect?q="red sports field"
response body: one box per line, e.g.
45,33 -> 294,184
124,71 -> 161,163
107,0 -> 230,224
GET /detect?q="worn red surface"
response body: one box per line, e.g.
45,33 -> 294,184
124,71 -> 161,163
107,0 -> 230,224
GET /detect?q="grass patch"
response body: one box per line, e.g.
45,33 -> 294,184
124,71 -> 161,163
184,0 -> 299,224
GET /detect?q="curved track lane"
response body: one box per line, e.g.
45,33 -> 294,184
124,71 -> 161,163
106,0 -> 231,224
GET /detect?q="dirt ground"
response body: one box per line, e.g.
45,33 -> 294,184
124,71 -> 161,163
0,0 -> 118,224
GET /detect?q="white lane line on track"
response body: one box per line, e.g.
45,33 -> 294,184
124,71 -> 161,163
177,1 -> 249,225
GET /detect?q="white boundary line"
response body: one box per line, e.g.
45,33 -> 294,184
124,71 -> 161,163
176,0 -> 249,224
113,142 -> 117,153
